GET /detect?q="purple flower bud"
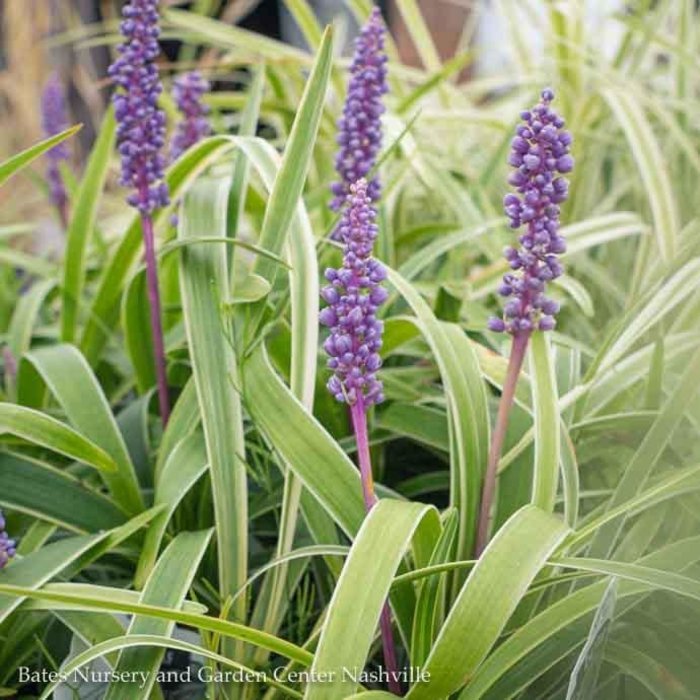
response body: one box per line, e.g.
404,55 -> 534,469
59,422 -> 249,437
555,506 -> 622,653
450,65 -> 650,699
550,236 -> 567,254
321,179 -> 385,406
369,286 -> 388,305
319,307 -> 337,327
523,154 -> 540,170
330,8 -> 388,239
504,299 -> 522,317
488,317 -> 506,332
556,155 -> 574,173
492,88 -> 573,335
321,286 -> 339,304
539,316 -> 556,331
170,70 -> 211,161
109,0 -> 169,215
540,297 -> 560,315
0,509 -> 16,569
41,73 -> 70,213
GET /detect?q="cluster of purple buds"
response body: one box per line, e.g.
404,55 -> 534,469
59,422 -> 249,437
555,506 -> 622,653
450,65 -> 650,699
0,510 -> 16,569
489,88 -> 573,335
41,72 -> 70,213
170,70 -> 211,161
321,179 -> 388,406
108,0 -> 169,215
330,7 -> 388,235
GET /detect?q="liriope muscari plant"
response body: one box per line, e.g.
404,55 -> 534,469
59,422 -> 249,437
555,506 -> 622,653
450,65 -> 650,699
108,0 -> 171,424
40,72 -> 70,229
321,11 -> 399,690
476,88 -> 573,554
170,70 -> 211,161
330,6 -> 388,238
0,509 -> 16,569
320,179 -> 400,694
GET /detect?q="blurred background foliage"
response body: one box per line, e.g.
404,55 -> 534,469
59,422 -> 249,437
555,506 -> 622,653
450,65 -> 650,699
1,1 -> 700,699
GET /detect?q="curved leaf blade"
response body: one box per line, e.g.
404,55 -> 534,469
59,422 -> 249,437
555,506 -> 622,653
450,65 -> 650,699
0,125 -> 81,187
179,176 -> 248,643
408,506 -> 569,700
0,405 -> 117,474
104,530 -> 213,700
18,344 -> 142,513
306,500 -> 440,700
0,452 -> 125,531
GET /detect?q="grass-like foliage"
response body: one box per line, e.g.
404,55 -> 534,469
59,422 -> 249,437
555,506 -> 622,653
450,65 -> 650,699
1,1 -> 700,698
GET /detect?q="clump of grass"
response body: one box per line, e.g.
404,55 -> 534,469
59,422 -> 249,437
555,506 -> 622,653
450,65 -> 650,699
0,2 -> 699,699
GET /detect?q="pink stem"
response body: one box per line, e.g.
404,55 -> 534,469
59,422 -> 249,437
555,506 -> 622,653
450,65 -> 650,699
141,214 -> 170,426
350,400 -> 402,696
350,399 -> 378,511
2,346 -> 17,388
380,605 -> 401,694
474,332 -> 530,556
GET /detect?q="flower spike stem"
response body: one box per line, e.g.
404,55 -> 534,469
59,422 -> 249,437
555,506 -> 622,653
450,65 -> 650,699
321,180 -> 397,691
141,213 -> 170,426
379,605 -> 401,695
350,400 -> 378,511
109,0 -> 171,425
350,399 -> 402,695
474,331 -> 529,556
480,88 -> 573,554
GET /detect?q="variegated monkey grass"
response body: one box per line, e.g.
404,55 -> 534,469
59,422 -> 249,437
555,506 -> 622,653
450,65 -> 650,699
321,179 -> 401,694
321,7 -> 400,693
320,179 -> 401,695
476,89 -> 574,555
109,0 -> 171,425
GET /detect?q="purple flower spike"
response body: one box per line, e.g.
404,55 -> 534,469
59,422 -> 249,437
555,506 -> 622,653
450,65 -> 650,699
330,7 -> 388,237
489,88 -> 573,335
108,0 -> 171,425
321,179 -> 386,406
0,510 -> 16,570
108,0 -> 169,215
41,73 -> 70,223
170,70 -> 211,161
